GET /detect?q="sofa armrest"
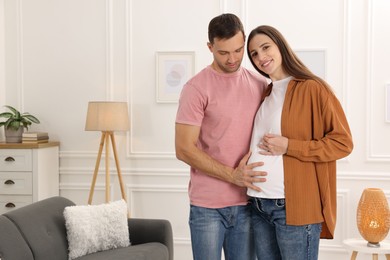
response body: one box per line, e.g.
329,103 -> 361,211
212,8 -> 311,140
128,218 -> 173,260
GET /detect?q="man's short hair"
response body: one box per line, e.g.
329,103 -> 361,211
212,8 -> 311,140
208,13 -> 245,44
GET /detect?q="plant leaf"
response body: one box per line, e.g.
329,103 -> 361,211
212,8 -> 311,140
6,120 -> 21,130
0,112 -> 13,118
3,105 -> 18,115
1,105 -> 40,130
22,114 -> 40,124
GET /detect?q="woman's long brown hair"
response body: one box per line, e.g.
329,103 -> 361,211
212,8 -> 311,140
247,25 -> 332,91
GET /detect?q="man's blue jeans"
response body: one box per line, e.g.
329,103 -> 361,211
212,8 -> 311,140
250,197 -> 322,260
189,204 -> 255,260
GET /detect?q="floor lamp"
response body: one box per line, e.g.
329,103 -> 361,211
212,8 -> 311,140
85,101 -> 130,205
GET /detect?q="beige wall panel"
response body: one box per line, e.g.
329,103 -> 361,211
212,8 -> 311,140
367,0 -> 390,160
1,0 -> 390,259
129,0 -> 220,155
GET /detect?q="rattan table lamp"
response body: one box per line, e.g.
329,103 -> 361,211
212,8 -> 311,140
356,188 -> 390,247
85,101 -> 130,204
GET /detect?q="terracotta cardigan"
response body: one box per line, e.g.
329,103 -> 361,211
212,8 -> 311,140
281,78 -> 353,239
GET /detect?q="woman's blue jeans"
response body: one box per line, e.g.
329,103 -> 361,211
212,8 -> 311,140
189,204 -> 255,260
250,197 -> 322,260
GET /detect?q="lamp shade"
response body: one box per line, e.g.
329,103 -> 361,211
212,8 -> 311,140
85,101 -> 130,131
356,188 -> 390,247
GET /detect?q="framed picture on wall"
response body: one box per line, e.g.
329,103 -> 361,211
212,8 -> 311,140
295,49 -> 327,80
156,51 -> 195,103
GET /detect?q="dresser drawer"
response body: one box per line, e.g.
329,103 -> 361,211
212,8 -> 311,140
0,149 -> 33,172
0,195 -> 32,214
0,172 -> 32,195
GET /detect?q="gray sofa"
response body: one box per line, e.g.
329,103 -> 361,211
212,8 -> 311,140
0,196 -> 173,260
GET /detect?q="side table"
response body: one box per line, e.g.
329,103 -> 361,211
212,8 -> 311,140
343,238 -> 390,260
0,141 -> 60,214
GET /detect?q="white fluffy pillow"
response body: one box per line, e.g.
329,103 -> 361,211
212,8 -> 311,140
63,199 -> 130,260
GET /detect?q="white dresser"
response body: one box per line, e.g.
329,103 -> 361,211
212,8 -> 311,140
0,142 -> 60,214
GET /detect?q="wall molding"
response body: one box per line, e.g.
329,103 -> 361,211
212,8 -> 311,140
60,167 -> 189,176
127,184 -> 188,215
338,189 -> 350,242
0,0 -> 5,106
60,183 -> 102,190
366,0 -> 390,162
337,171 -> 390,181
16,0 -> 24,109
123,0 -> 250,159
127,151 -> 176,159
174,237 -> 191,245
342,0 -> 351,114
127,184 -> 189,246
60,150 -> 176,159
59,168 -> 390,181
123,0 -> 352,159
319,189 -> 350,251
220,0 -> 226,13
105,0 -> 114,99
366,0 -> 375,161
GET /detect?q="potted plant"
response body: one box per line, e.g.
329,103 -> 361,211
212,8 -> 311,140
0,105 -> 40,143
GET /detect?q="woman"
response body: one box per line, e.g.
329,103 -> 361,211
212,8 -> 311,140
246,25 -> 353,260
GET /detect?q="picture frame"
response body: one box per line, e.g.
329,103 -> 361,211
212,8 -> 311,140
156,51 -> 195,103
295,49 -> 327,80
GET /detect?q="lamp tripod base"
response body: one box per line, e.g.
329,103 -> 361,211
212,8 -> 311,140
88,131 -> 127,207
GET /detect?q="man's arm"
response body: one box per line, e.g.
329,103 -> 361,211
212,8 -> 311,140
175,123 -> 265,191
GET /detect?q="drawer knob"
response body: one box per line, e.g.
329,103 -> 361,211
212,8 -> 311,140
4,180 -> 15,185
4,156 -> 15,162
5,202 -> 15,208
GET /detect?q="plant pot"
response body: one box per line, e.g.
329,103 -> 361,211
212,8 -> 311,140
5,127 -> 24,143
356,188 -> 390,247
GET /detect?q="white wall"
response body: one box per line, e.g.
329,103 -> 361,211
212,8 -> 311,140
0,0 -> 5,117
1,0 -> 390,259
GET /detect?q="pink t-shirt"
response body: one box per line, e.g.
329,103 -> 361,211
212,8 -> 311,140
176,65 -> 268,208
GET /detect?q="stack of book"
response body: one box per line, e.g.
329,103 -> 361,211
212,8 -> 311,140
22,132 -> 49,144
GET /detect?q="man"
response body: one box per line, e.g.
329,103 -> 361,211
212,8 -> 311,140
175,14 -> 269,260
